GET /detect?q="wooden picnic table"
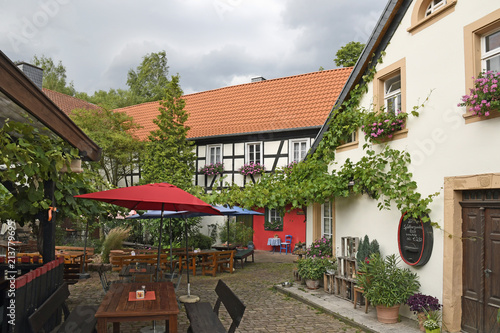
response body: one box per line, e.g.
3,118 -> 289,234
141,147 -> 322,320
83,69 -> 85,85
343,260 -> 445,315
119,264 -> 156,282
95,281 -> 179,333
212,244 -> 237,251
177,250 -> 217,276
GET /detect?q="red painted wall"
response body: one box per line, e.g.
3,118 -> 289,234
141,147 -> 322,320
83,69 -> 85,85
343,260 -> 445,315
251,207 -> 306,251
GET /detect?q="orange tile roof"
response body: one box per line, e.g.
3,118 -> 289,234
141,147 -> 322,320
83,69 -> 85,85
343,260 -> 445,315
115,68 -> 352,140
42,88 -> 101,115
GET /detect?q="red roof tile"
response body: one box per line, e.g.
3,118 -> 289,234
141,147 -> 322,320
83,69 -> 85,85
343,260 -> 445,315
42,88 -> 101,115
116,68 -> 352,140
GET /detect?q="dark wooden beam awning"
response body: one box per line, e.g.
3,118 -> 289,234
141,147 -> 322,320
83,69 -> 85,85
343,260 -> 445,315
0,50 -> 101,161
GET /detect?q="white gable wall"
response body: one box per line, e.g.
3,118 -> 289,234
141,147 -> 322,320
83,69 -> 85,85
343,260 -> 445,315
326,0 -> 500,327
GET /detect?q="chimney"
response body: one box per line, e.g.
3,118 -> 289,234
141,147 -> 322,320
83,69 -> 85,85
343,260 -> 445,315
16,62 -> 43,90
251,76 -> 266,83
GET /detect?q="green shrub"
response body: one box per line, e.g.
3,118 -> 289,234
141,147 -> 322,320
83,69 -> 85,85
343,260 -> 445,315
187,232 -> 213,250
357,253 -> 420,307
297,257 -> 337,280
219,221 -> 254,246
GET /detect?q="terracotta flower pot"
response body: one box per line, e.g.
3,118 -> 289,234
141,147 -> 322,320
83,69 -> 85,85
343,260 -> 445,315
305,279 -> 320,290
417,312 -> 426,331
376,304 -> 401,324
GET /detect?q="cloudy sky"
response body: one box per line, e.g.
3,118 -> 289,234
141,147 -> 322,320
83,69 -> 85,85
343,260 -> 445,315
1,0 -> 387,95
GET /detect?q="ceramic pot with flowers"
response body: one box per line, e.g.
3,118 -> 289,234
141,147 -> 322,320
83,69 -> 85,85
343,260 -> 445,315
297,257 -> 337,290
406,293 -> 442,331
305,279 -> 321,290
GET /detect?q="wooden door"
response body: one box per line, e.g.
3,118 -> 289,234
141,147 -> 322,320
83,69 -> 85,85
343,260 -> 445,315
461,195 -> 500,333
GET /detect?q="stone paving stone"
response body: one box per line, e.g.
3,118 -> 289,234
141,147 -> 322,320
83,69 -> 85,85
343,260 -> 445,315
66,251 -> 364,332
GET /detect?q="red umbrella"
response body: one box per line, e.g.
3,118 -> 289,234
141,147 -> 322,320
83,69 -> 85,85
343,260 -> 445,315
75,183 -> 221,283
75,183 -> 219,214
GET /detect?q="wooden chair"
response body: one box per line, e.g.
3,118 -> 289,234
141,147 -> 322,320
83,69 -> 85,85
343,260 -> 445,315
184,280 -> 245,333
353,285 -> 369,313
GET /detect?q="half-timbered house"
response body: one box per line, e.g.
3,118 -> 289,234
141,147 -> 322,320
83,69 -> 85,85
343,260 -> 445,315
118,68 -> 351,250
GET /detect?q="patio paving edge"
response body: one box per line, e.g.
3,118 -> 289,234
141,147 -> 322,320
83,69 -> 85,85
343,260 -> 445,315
275,285 -> 376,333
275,284 -> 422,333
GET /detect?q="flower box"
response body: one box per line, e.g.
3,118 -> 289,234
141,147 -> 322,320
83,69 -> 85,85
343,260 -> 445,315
239,162 -> 265,176
459,70 -> 500,117
199,162 -> 224,176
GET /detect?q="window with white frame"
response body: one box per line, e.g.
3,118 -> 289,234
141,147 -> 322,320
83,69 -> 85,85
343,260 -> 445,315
264,208 -> 283,231
246,142 -> 262,164
344,131 -> 357,144
291,140 -> 309,162
321,202 -> 333,239
482,29 -> 500,72
425,0 -> 446,17
384,74 -> 402,115
207,145 -> 222,165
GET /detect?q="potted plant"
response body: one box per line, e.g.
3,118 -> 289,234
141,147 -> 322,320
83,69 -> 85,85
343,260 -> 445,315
239,162 -> 266,176
406,293 -> 441,331
199,162 -> 224,176
356,235 -> 380,271
423,309 -> 442,333
297,257 -> 337,289
305,237 -> 333,258
357,253 -> 420,324
458,70 -> 500,116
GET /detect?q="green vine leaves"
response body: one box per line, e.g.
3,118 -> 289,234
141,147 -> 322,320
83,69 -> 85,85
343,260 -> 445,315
0,117 -> 114,226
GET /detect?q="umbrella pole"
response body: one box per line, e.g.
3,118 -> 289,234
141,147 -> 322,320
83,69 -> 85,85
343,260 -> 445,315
185,219 -> 190,294
169,218 -> 173,274
179,218 -> 199,303
156,203 -> 164,282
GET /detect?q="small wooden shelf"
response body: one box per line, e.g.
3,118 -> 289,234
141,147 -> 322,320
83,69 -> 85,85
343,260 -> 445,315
334,237 -> 359,301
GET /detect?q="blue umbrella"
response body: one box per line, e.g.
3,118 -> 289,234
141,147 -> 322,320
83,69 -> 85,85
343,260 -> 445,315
215,206 -> 264,216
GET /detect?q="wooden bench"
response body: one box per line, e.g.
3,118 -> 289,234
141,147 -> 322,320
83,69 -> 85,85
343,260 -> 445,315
56,246 -> 95,257
184,279 -> 245,333
56,246 -> 95,269
233,249 -> 254,268
28,282 -> 98,333
110,253 -> 178,272
199,250 -> 235,277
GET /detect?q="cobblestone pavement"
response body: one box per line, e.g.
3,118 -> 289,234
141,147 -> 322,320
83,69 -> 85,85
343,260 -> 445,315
67,251 -> 365,333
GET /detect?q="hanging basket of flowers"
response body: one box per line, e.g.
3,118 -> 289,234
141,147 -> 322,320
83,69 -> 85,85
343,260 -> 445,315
458,70 -> 500,117
199,162 -> 224,176
239,162 -> 265,176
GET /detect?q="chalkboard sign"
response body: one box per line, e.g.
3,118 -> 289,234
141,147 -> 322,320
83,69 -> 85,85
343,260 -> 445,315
398,212 -> 433,266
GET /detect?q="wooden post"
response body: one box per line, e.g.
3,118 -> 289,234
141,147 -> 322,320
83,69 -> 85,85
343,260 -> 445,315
41,180 -> 56,262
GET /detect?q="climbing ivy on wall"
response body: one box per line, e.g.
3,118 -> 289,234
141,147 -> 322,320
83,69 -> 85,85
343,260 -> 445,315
203,54 -> 440,225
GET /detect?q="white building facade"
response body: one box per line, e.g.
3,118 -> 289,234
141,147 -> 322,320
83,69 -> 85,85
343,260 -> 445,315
308,1 -> 500,331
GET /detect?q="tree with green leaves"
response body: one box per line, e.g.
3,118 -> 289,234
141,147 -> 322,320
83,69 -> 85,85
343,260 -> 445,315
70,107 -> 145,187
141,75 -> 196,190
32,55 -> 76,96
76,88 -> 138,110
127,50 -> 170,104
334,41 -> 365,67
